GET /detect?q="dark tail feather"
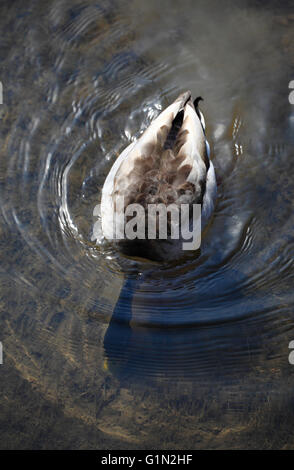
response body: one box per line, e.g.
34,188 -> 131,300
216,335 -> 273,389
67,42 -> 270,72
194,96 -> 203,122
193,96 -> 203,108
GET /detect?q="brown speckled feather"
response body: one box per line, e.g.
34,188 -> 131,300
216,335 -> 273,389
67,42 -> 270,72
113,98 -> 207,212
100,91 -> 217,260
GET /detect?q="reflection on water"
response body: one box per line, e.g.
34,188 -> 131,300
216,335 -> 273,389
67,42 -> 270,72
1,0 -> 294,449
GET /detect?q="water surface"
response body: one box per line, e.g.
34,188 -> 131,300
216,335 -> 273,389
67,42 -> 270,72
1,0 -> 294,449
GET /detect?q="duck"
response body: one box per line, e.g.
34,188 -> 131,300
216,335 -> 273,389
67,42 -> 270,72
100,91 -> 217,261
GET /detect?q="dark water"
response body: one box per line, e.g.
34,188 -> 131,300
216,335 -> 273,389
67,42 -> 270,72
1,0 -> 294,449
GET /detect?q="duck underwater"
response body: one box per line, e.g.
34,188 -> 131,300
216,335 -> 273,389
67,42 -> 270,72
100,91 -> 217,262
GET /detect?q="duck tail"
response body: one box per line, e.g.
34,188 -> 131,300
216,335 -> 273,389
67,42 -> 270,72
193,96 -> 204,122
193,96 -> 203,108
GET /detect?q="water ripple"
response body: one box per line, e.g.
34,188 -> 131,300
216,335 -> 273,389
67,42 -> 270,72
0,0 -> 294,382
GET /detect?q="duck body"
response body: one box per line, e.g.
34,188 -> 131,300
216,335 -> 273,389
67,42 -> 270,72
100,91 -> 217,261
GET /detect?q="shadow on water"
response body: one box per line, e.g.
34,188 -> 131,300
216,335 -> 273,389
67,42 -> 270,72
103,258 -> 289,383
104,271 -> 257,382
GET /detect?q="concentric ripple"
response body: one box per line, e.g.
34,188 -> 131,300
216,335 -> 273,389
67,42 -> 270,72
0,0 -> 294,386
